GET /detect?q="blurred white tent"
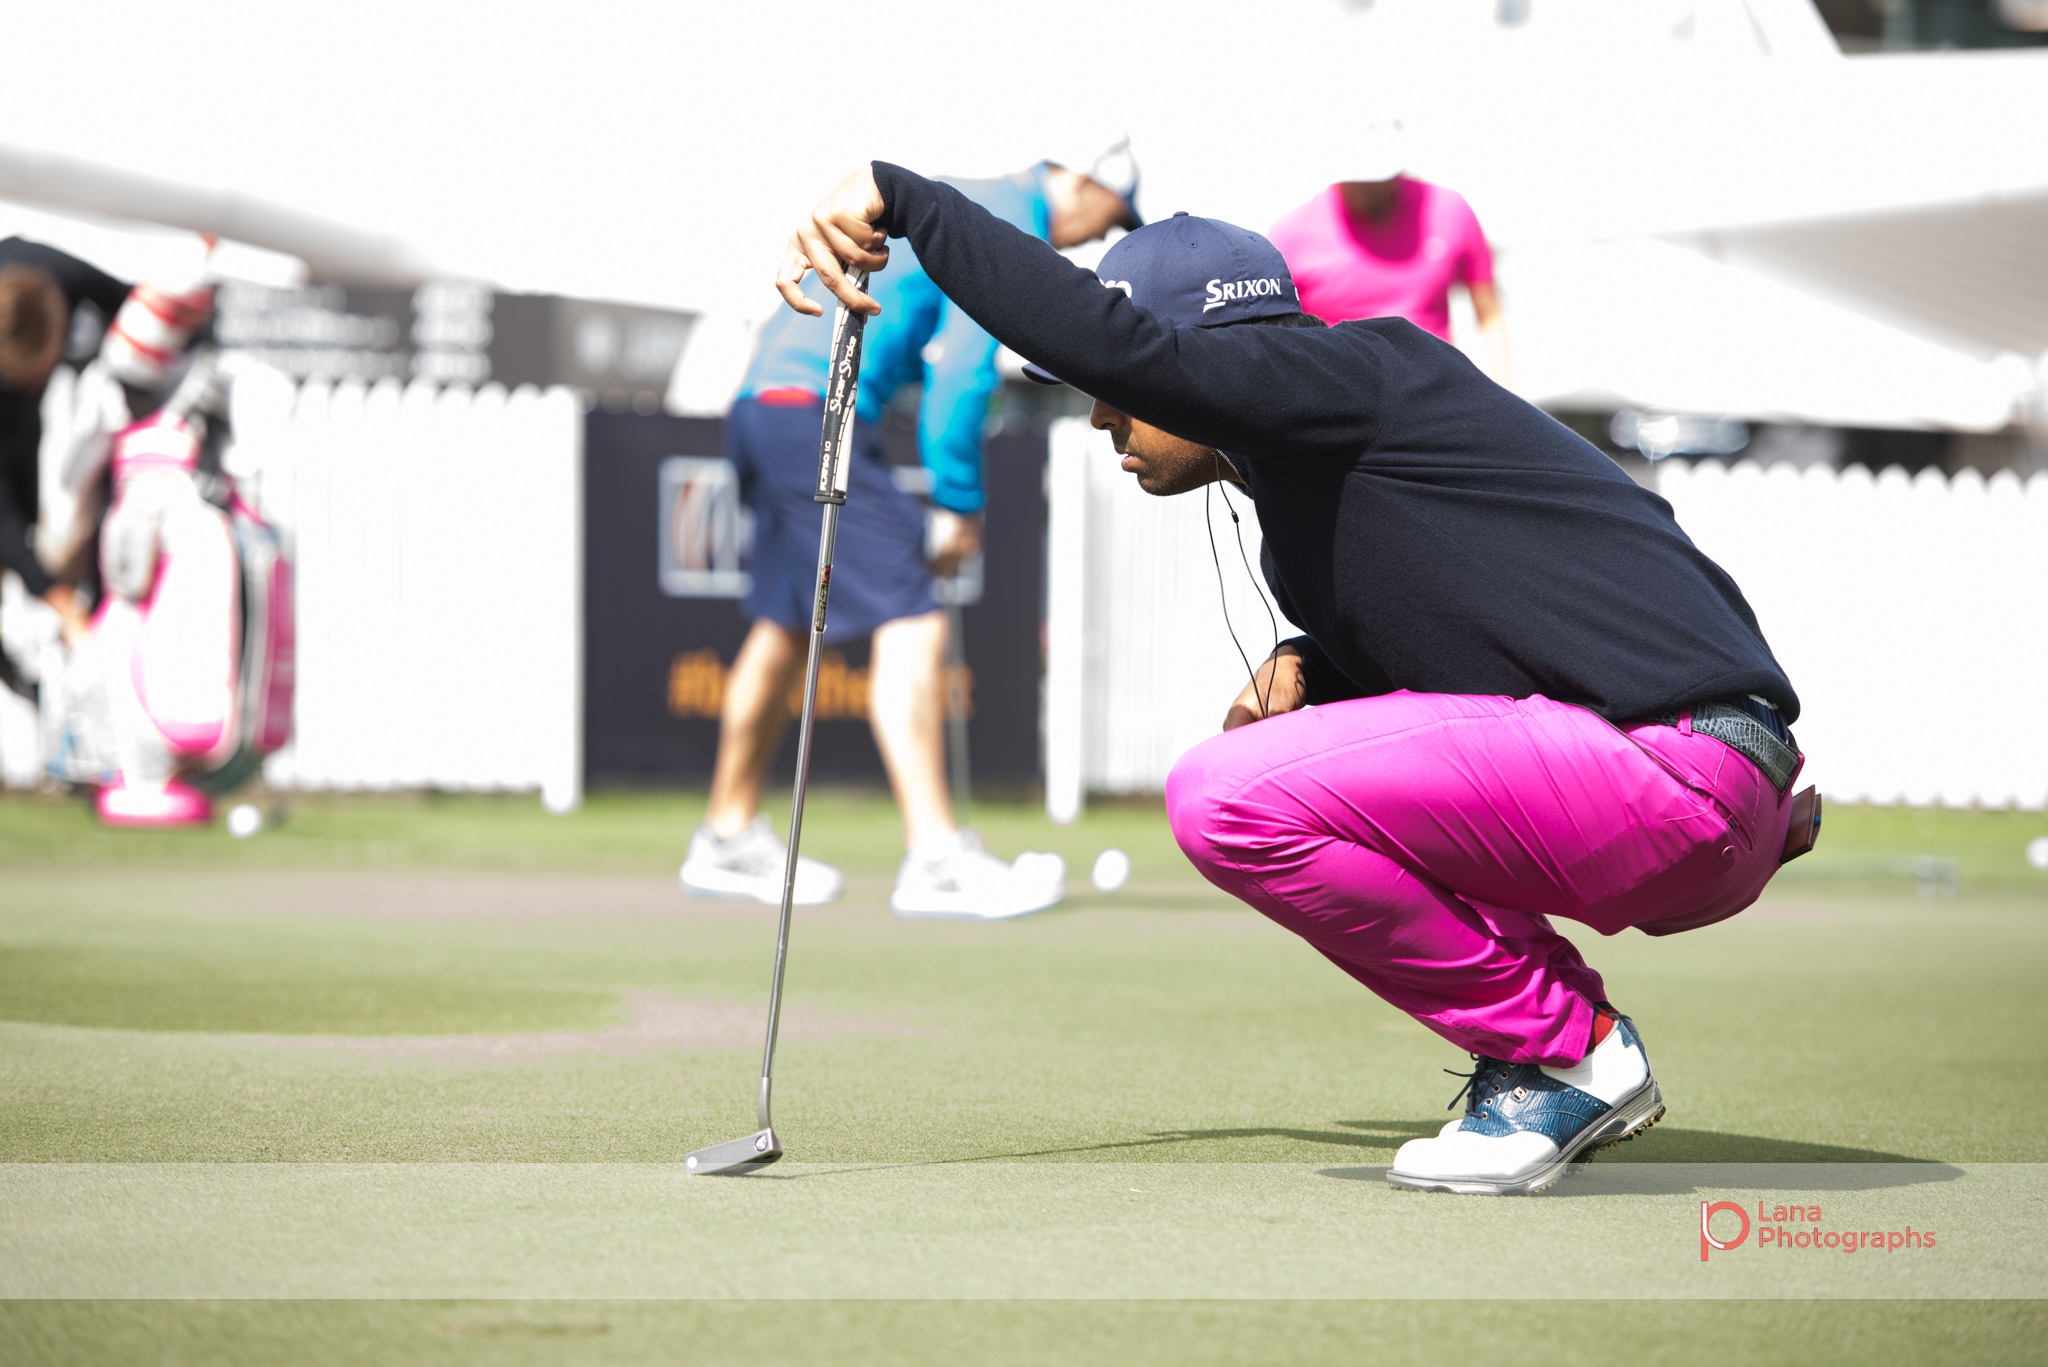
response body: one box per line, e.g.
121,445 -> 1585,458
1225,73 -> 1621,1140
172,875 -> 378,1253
1,0 -> 2042,426
0,144 -> 426,285
1273,5 -> 2048,430
1504,235 -> 2036,430
1416,36 -> 2048,429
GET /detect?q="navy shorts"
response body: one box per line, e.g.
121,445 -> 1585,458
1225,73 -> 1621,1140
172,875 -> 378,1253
727,396 -> 936,640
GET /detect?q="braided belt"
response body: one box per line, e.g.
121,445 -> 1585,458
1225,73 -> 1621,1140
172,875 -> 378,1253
1650,699 -> 1800,793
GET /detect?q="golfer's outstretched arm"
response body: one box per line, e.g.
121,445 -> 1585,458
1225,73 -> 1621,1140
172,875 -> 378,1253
779,164 -> 1389,465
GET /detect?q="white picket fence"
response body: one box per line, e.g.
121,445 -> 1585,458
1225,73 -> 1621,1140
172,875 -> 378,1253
1043,417 -> 2048,817
1660,459 -> 2048,809
12,402 -> 2043,817
226,371 -> 584,809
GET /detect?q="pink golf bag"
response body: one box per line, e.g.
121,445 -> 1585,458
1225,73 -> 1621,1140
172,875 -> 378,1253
55,409 -> 296,825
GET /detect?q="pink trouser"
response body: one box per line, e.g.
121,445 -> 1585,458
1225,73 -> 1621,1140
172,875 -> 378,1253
1165,692 -> 1796,1068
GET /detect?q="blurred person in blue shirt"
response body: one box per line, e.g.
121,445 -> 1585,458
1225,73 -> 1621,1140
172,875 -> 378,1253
682,138 -> 1139,920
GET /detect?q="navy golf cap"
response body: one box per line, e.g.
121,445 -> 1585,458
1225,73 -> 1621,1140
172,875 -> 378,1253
1023,211 -> 1300,386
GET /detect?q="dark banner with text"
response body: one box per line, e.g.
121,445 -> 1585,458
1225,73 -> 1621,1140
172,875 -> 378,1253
583,411 -> 1045,786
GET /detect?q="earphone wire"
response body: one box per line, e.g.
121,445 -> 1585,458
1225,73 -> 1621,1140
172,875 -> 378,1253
1219,478 -> 1282,716
1206,450 -> 1280,721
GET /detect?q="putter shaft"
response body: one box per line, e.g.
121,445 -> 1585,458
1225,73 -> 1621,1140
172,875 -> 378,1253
689,271 -> 868,1175
758,501 -> 841,1130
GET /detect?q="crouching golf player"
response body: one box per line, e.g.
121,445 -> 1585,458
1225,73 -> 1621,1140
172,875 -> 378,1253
778,163 -> 1814,1196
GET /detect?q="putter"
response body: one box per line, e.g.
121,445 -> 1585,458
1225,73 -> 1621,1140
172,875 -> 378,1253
686,269 -> 870,1176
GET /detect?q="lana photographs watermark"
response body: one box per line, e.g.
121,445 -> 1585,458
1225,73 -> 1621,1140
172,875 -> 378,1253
1700,1199 -> 1938,1261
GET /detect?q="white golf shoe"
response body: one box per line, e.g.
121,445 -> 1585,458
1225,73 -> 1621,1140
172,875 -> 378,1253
1387,1010 -> 1665,1196
890,830 -> 1065,921
679,816 -> 845,906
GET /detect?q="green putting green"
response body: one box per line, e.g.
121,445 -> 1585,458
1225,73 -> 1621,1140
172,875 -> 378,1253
2,789 -> 2044,1363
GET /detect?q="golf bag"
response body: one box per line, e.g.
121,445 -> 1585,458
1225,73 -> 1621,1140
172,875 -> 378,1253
43,405 -> 295,824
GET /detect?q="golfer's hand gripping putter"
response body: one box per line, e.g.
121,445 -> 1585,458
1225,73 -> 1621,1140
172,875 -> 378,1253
685,269 -> 869,1176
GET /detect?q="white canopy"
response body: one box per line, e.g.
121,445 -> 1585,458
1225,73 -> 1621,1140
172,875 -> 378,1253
2,1 -> 2042,428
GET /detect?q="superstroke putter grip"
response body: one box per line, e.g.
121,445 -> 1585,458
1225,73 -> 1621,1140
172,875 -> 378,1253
814,268 -> 871,506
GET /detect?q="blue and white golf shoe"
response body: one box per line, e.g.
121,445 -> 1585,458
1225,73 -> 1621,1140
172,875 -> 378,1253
1387,1012 -> 1665,1195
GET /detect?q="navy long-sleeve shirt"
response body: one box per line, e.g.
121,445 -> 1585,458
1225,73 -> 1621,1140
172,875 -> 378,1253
869,162 -> 1798,723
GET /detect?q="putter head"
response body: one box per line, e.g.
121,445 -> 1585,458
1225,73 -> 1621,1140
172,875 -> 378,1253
684,1127 -> 782,1176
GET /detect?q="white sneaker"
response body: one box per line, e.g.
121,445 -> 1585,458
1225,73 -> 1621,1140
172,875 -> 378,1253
1387,1012 -> 1665,1196
679,816 -> 845,906
890,830 -> 1065,921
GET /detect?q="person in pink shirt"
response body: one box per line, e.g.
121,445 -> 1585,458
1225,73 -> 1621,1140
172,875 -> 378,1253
1270,122 -> 1512,384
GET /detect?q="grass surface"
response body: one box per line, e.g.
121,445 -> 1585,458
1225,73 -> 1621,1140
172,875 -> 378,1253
8,1301 -> 2041,1367
2,789 -> 2043,1361
8,1161 -> 2033,1298
0,787 -> 1198,882
4,786 -> 2043,884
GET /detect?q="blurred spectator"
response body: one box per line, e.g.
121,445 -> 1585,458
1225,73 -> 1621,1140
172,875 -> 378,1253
1269,119 -> 1511,386
680,139 -> 1141,919
0,238 -> 129,683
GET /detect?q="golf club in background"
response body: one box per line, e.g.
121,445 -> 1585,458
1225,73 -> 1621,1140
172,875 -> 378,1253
685,269 -> 870,1177
929,500 -> 978,827
942,598 -> 972,830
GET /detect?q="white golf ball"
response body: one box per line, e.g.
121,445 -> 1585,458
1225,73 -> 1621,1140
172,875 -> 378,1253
2027,836 -> 2048,872
226,804 -> 264,839
1091,848 -> 1131,893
